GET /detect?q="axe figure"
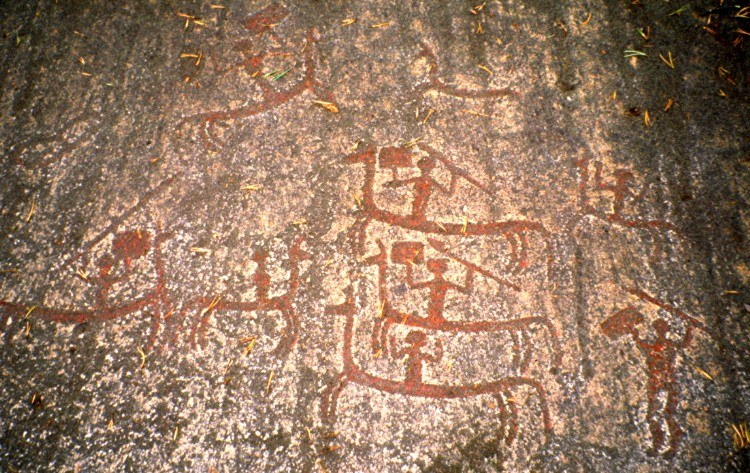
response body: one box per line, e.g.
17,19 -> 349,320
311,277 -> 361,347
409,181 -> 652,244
601,307 -> 695,458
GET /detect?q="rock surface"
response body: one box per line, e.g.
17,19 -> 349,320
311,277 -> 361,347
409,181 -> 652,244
1,1 -> 749,471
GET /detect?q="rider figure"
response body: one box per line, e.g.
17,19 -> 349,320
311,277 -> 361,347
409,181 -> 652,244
388,156 -> 459,222
593,162 -> 647,221
406,258 -> 474,328
89,230 -> 151,307
250,248 -> 272,305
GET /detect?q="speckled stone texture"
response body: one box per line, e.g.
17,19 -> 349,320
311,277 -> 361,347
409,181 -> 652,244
1,1 -> 749,472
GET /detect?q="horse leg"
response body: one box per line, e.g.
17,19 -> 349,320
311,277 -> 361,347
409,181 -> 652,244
371,318 -> 383,354
201,118 -> 226,152
510,330 -> 522,373
516,231 -> 530,274
503,231 -> 520,274
504,390 -> 520,446
321,374 -> 349,424
520,329 -> 533,374
523,378 -> 553,441
145,305 -> 161,352
273,308 -> 298,360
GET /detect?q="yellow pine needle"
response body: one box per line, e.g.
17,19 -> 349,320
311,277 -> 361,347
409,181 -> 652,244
732,422 -> 750,450
659,51 -> 675,69
243,338 -> 256,356
26,196 -> 36,222
206,296 -> 220,312
402,137 -> 421,147
692,365 -> 713,381
138,347 -> 146,369
341,18 -> 357,26
312,100 -> 339,113
478,64 -> 493,75
266,371 -> 274,395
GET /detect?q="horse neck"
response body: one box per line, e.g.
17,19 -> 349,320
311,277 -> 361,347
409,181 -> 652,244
288,263 -> 302,297
361,160 -> 377,208
286,245 -> 305,298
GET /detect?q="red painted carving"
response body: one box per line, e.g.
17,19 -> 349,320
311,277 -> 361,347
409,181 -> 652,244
61,176 -> 179,270
415,42 -> 516,100
322,143 -> 559,447
322,285 -> 553,446
173,236 -> 310,359
601,288 -> 706,458
347,143 -> 552,275
1,228 -> 172,350
178,4 -> 334,152
243,3 -> 290,36
576,157 -> 681,261
1,222 -> 308,360
362,237 -> 559,369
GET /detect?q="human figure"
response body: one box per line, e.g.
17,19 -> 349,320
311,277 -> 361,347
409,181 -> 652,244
593,162 -> 648,220
223,5 -> 290,77
250,248 -> 272,305
88,230 -> 151,307
387,156 -> 459,222
395,330 -> 443,387
406,258 -> 473,327
628,317 -> 694,458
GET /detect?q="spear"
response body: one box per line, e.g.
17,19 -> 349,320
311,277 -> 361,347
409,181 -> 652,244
427,238 -> 520,292
417,143 -> 494,197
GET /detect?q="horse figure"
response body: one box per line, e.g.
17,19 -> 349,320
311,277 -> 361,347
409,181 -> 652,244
321,285 -> 554,447
345,143 -> 553,276
1,229 -> 173,351
174,236 -> 310,360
